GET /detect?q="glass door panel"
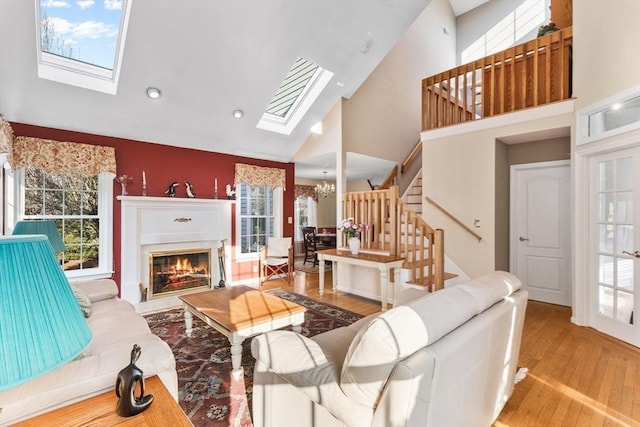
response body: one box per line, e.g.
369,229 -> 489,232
591,146 -> 640,347
596,156 -> 634,324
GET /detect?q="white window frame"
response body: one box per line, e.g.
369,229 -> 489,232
577,85 -> 640,146
4,166 -> 114,280
235,184 -> 283,260
34,0 -> 133,95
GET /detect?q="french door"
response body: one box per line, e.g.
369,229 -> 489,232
590,146 -> 640,346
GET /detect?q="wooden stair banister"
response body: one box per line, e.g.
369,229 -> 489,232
342,186 -> 447,291
401,141 -> 422,174
425,196 -> 482,242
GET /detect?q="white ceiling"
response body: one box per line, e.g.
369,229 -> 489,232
0,0 -> 430,163
0,0 -> 485,183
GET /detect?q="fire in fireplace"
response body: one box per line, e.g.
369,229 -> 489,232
149,249 -> 211,299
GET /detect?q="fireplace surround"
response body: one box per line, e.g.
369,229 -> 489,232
118,196 -> 233,312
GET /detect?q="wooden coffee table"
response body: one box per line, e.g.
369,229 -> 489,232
179,285 -> 306,377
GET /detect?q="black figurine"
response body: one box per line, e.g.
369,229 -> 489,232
115,344 -> 154,417
185,181 -> 196,198
164,181 -> 179,197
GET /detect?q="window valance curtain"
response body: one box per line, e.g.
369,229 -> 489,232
11,137 -> 116,177
0,117 -> 15,165
294,184 -> 318,202
234,163 -> 286,190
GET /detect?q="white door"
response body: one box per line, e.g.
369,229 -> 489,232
510,161 -> 571,306
589,147 -> 640,346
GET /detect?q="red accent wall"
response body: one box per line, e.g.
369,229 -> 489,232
9,122 -> 295,289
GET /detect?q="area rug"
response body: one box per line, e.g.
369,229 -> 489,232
294,257 -> 332,273
145,289 -> 362,427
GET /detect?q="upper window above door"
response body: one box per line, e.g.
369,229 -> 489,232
578,85 -> 640,146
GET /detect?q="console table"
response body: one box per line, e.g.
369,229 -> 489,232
317,248 -> 404,311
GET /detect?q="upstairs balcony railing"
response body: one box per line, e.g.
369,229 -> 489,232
422,27 -> 573,131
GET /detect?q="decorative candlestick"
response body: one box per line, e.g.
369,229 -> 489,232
142,171 -> 147,196
214,178 -> 219,199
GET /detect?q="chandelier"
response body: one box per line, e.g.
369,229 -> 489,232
315,171 -> 335,198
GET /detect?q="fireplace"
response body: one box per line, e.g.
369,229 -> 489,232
118,196 -> 232,310
149,249 -> 211,299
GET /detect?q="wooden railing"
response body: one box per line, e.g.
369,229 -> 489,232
401,141 -> 422,174
342,186 -> 445,291
422,27 -> 573,131
425,196 -> 482,242
379,166 -> 398,190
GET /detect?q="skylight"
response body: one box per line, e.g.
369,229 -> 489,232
35,0 -> 132,95
257,57 -> 334,136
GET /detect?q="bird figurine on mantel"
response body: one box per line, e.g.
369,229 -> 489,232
185,182 -> 196,198
164,181 -> 179,197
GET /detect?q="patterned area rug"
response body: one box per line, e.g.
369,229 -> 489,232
145,289 -> 362,427
294,258 -> 332,273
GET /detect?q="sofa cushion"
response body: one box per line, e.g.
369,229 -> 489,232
252,328 -> 374,427
455,270 -> 522,313
340,271 -> 521,409
71,286 -> 92,318
340,286 -> 477,408
70,279 -> 119,303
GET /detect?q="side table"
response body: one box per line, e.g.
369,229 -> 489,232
14,375 -> 192,426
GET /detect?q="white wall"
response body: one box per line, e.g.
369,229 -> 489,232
342,0 -> 456,164
422,109 -> 574,278
572,0 -> 640,111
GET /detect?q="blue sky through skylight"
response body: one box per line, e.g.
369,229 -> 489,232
39,0 -> 124,70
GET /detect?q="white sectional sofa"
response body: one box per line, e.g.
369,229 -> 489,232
0,279 -> 177,425
251,271 -> 527,427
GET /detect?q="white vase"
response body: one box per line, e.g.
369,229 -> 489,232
349,237 -> 360,255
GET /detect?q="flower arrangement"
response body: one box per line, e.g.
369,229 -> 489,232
115,174 -> 133,196
340,217 -> 368,239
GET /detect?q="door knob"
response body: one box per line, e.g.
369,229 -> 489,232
623,250 -> 640,258
519,237 -> 529,242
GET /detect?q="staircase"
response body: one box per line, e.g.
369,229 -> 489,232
341,186 -> 451,291
401,171 -> 422,216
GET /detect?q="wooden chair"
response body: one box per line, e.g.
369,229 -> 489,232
302,227 -> 331,266
259,237 -> 293,286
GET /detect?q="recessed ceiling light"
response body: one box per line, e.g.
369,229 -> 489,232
232,109 -> 244,119
146,87 -> 161,99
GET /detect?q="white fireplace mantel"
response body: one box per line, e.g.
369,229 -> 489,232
117,196 -> 233,312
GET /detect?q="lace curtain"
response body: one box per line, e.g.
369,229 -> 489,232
234,163 -> 286,189
11,136 -> 116,177
294,184 -> 318,202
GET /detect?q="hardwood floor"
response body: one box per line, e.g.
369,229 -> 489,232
262,269 -> 640,426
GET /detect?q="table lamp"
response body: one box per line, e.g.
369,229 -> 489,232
12,220 -> 66,254
0,235 -> 92,391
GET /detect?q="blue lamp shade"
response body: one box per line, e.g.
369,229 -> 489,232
0,235 -> 92,391
12,220 -> 66,254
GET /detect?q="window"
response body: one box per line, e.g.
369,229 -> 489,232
237,183 -> 282,256
257,57 -> 334,136
294,196 -> 317,242
7,166 -> 113,279
36,0 -> 132,94
577,85 -> 640,146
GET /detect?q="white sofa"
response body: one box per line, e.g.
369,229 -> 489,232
251,271 -> 527,427
0,279 -> 177,425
